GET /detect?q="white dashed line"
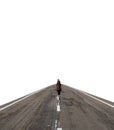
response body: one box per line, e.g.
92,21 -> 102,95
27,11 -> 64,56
55,95 -> 62,130
57,103 -> 60,112
57,128 -> 62,130
55,120 -> 58,129
56,96 -> 59,101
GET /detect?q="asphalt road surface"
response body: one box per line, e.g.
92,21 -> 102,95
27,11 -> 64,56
0,85 -> 114,130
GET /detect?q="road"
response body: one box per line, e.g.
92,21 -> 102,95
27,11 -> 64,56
0,85 -> 114,130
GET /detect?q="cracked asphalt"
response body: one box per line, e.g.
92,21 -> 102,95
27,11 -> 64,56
0,85 -> 114,130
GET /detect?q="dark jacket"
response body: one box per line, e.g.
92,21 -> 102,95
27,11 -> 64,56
56,79 -> 61,91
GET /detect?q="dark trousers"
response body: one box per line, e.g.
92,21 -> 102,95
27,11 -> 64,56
57,90 -> 61,95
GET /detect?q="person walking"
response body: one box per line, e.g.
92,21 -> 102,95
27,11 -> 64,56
56,79 -> 62,97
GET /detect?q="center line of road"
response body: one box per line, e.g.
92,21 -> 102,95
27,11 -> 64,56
57,128 -> 62,130
55,120 -> 58,129
56,96 -> 59,101
55,95 -> 62,130
57,103 -> 60,112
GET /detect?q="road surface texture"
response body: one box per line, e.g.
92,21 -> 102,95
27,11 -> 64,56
0,85 -> 114,130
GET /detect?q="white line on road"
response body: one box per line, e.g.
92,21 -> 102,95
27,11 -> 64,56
57,128 -> 62,130
65,84 -> 114,108
56,96 -> 59,101
55,120 -> 58,129
79,90 -> 114,108
56,96 -> 62,130
0,88 -> 44,111
57,103 -> 60,112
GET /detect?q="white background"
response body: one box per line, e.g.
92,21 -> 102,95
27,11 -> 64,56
0,0 -> 114,105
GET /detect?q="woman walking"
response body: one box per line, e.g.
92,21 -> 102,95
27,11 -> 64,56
56,79 -> 62,96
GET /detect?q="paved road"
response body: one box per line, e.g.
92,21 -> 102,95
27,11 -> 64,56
0,85 -> 114,130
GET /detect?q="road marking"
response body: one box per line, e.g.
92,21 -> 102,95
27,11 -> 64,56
56,96 -> 59,101
57,128 -> 62,130
80,90 -> 114,108
58,121 -> 61,127
55,120 -> 58,129
0,88 -> 44,111
55,96 -> 62,130
57,103 -> 60,112
55,120 -> 62,130
65,84 -> 114,108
